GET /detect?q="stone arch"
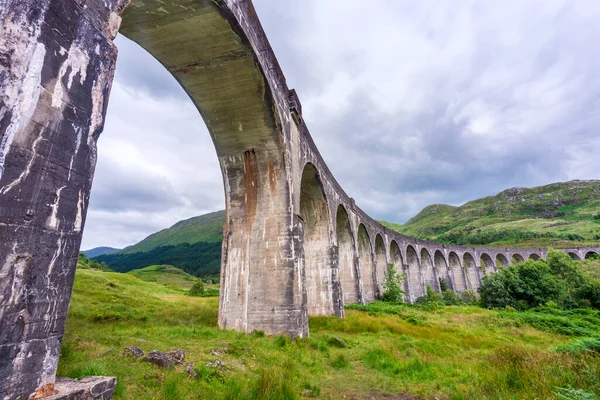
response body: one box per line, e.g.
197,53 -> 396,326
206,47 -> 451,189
336,205 -> 359,304
585,251 -> 598,259
511,254 -> 525,264
389,241 -> 408,299
567,252 -> 582,261
406,245 -> 424,300
374,234 -> 387,297
357,224 -> 376,302
463,252 -> 480,290
434,250 -> 451,290
299,163 -> 335,316
496,254 -> 509,267
480,253 -> 495,276
529,253 -> 541,261
449,252 -> 467,292
420,248 -> 440,293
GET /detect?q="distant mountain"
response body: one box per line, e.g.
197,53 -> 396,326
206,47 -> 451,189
94,210 -> 225,277
381,180 -> 600,248
120,210 -> 224,253
81,246 -> 121,258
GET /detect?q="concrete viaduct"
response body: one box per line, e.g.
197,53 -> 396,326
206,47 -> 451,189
1,0 -> 599,398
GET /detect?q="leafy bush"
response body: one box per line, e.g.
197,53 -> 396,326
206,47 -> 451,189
479,249 -> 600,310
460,290 -> 479,304
441,289 -> 463,305
188,281 -> 205,296
381,264 -> 406,303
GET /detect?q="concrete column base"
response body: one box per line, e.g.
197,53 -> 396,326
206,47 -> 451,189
34,377 -> 116,400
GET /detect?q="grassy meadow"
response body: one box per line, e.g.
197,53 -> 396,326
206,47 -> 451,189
57,267 -> 600,399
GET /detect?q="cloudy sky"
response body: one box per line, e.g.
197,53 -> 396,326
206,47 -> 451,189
81,0 -> 600,250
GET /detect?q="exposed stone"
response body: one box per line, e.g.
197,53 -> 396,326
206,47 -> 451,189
168,349 -> 185,363
205,359 -> 224,368
143,350 -> 178,368
42,377 -> 116,400
185,362 -> 197,378
121,346 -> 144,358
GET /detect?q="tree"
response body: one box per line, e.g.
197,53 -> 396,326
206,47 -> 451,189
381,264 -> 406,303
189,281 -> 205,296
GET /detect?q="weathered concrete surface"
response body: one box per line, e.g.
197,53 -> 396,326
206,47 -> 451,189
0,0 -> 127,398
1,1 -> 600,399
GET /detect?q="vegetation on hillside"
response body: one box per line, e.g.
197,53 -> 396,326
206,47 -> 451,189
58,259 -> 600,399
119,210 -> 224,254
127,265 -> 199,291
381,180 -> 600,247
94,241 -> 221,277
77,253 -> 113,272
478,249 -> 600,311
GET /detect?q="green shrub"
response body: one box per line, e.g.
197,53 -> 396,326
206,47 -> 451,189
381,264 -> 406,303
188,281 -> 205,296
441,289 -> 463,305
479,249 -> 600,311
460,290 -> 479,304
415,286 -> 443,305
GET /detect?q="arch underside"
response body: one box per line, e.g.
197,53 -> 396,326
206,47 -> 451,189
421,248 -> 439,293
449,252 -> 467,292
480,253 -> 495,275
300,164 -> 336,317
375,234 -> 387,297
434,250 -> 451,290
358,225 -> 376,302
463,253 -> 480,290
337,206 -> 359,304
406,246 -> 423,300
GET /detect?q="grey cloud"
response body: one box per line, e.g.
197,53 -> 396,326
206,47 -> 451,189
83,0 -> 600,248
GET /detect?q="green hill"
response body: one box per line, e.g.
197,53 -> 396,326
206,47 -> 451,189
120,210 -> 224,254
126,264 -> 199,291
94,210 -> 225,277
381,180 -> 600,248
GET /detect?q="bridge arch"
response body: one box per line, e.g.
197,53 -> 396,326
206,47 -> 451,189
480,253 -> 495,276
357,224 -> 376,302
389,240 -> 408,299
529,253 -> 541,260
336,205 -> 359,304
496,253 -> 509,267
374,234 -> 387,296
463,252 -> 480,290
421,248 -> 440,293
406,245 -> 423,300
567,252 -> 582,261
449,251 -> 467,292
585,251 -> 598,259
299,163 -> 336,316
511,254 -> 525,264
434,250 -> 451,290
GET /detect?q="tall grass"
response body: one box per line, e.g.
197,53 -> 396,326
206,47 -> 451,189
57,269 -> 600,399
